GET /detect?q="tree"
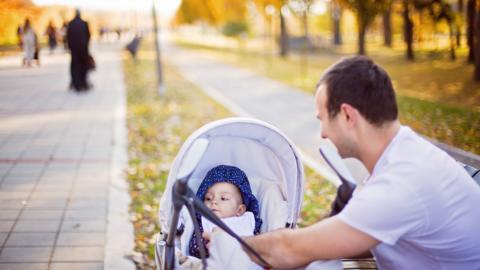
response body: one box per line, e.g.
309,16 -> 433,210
427,0 -> 457,60
337,0 -> 391,55
474,0 -> 480,80
456,0 -> 464,47
331,1 -> 343,45
0,0 -> 39,45
253,0 -> 290,57
383,2 -> 393,47
467,0 -> 475,62
403,0 -> 415,60
289,0 -> 314,40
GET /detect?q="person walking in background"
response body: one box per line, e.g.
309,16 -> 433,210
67,9 -> 91,91
22,18 -> 36,67
60,22 -> 68,51
33,31 -> 40,66
45,21 -> 57,54
16,25 -> 23,50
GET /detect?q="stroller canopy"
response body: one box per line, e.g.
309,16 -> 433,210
159,117 -> 305,232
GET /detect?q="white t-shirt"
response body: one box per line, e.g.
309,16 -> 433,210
202,211 -> 255,237
338,126 -> 480,270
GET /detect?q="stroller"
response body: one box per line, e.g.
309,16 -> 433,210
154,117 -> 343,270
154,117 -> 303,269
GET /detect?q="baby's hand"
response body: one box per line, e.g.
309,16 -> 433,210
202,231 -> 211,250
202,228 -> 220,250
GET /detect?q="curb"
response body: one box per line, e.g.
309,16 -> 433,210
104,56 -> 136,270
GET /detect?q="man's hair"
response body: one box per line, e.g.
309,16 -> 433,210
317,56 -> 398,126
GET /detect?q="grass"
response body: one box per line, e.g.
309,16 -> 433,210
123,39 -> 336,269
173,37 -> 480,155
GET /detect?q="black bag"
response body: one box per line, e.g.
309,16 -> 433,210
87,54 -> 96,70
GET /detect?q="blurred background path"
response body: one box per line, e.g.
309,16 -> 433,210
0,44 -> 135,270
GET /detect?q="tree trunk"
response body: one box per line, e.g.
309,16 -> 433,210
467,0 -> 475,62
358,21 -> 366,55
403,0 -> 414,60
332,2 -> 342,45
302,11 -> 309,39
383,7 -> 392,47
474,6 -> 480,80
279,12 -> 289,57
457,0 -> 464,47
449,23 -> 457,60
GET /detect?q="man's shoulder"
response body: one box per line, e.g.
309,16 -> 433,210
383,126 -> 450,170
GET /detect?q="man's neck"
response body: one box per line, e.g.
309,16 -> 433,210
359,121 -> 401,173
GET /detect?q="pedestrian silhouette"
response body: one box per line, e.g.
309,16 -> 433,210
60,22 -> 68,51
45,21 -> 57,54
22,19 -> 39,68
67,9 -> 92,91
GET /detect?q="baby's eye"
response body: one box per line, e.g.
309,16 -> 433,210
205,196 -> 212,201
221,196 -> 230,201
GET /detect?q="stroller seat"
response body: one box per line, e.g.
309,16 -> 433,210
250,177 -> 289,233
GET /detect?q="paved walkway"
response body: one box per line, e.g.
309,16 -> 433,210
0,45 -> 134,270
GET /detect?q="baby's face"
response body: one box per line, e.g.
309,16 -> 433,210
204,182 -> 246,218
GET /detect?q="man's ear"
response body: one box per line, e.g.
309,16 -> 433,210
340,103 -> 357,127
236,204 -> 247,216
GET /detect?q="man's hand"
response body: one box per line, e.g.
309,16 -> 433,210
241,217 -> 379,269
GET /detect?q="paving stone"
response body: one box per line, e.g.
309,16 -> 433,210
13,220 -> 60,232
34,184 -> 72,192
57,232 -> 105,246
24,199 -> 67,210
0,183 -> 35,191
0,210 -> 20,220
64,210 -> 106,220
68,200 -> 106,210
19,210 -> 63,220
5,233 -> 56,246
50,263 -> 103,270
1,176 -> 37,185
0,263 -> 48,270
0,247 -> 52,262
8,165 -> 45,177
70,191 -> 107,200
0,192 -> 30,200
29,192 -> 69,200
0,232 -> 7,245
0,221 -> 15,232
0,200 -> 25,210
60,221 -> 105,233
0,164 -> 13,175
52,246 -> 104,262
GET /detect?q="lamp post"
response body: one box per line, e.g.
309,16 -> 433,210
152,0 -> 165,95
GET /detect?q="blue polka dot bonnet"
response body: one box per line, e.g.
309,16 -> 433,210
188,165 -> 262,258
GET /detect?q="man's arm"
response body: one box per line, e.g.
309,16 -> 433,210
243,216 -> 379,269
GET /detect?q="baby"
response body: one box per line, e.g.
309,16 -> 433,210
188,165 -> 262,258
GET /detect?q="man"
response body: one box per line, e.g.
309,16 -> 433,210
243,56 -> 480,269
67,9 -> 91,91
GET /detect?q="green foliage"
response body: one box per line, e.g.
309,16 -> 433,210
299,167 -> 336,227
221,20 -> 248,37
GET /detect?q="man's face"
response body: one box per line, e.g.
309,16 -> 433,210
204,182 -> 245,218
315,84 -> 357,158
